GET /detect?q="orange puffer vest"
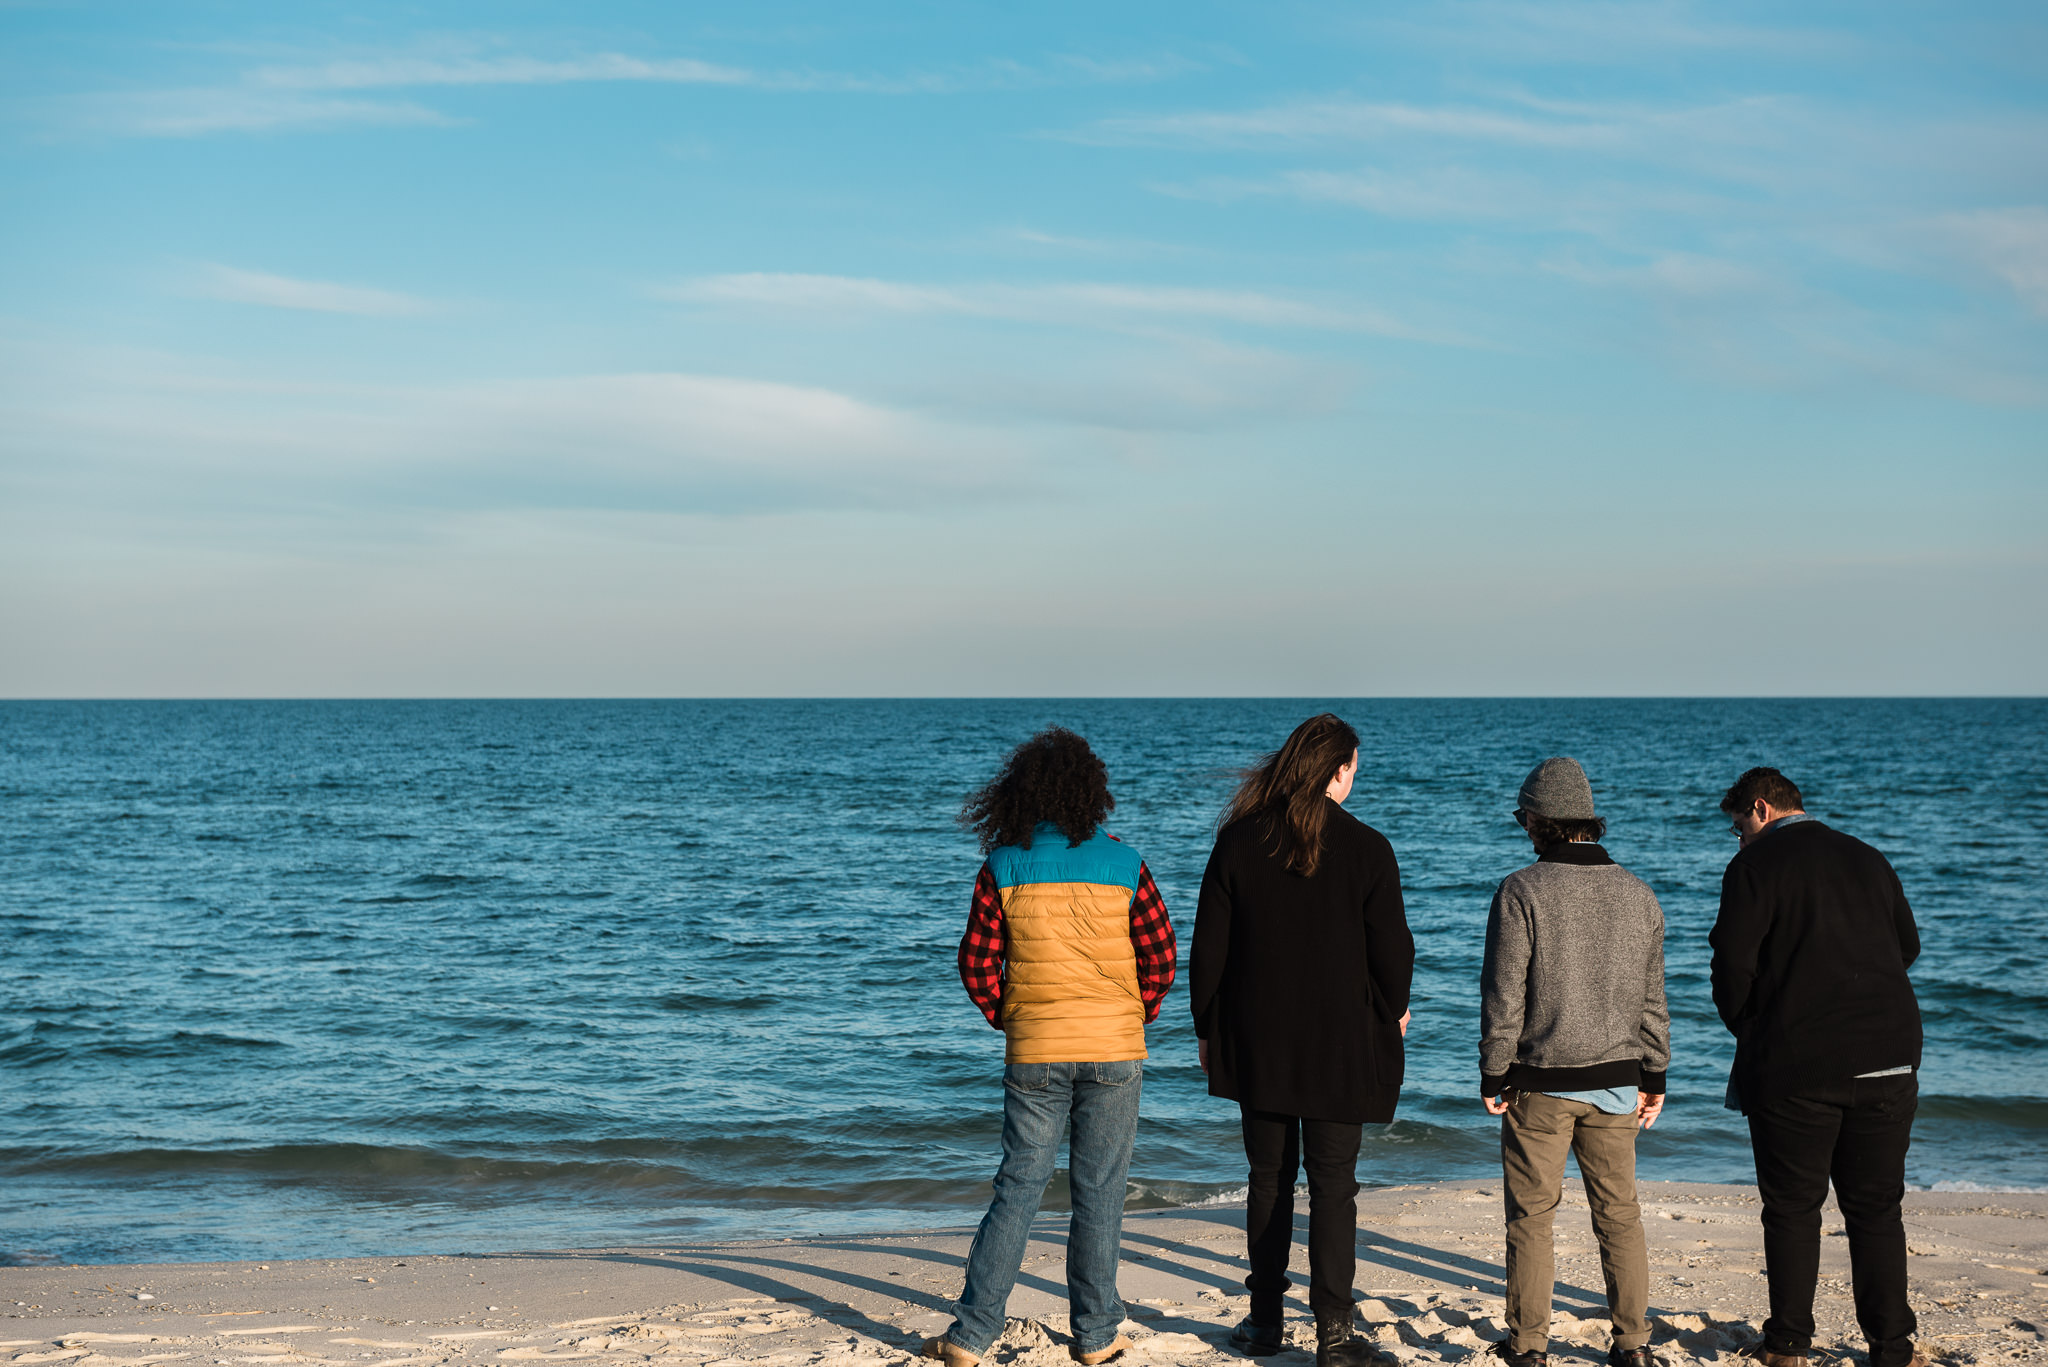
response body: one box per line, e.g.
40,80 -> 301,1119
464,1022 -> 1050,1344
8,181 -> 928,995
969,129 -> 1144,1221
986,824 -> 1147,1065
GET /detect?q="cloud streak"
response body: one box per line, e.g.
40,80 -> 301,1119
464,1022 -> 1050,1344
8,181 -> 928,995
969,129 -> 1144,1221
54,45 -> 1202,137
1072,97 -> 1627,150
661,272 -> 1457,343
0,348 -> 1064,517
1939,207 -> 2048,317
248,53 -> 754,92
67,89 -> 455,137
193,265 -> 435,316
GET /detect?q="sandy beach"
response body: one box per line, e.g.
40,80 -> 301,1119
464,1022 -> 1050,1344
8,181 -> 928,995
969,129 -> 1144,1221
5,1182 -> 2042,1367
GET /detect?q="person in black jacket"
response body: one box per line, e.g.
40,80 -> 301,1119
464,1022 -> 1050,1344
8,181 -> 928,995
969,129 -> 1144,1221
1709,767 -> 1928,1367
1190,713 -> 1415,1367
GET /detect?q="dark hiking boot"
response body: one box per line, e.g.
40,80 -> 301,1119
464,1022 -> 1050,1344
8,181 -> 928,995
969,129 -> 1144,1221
1609,1348 -> 1655,1367
1315,1314 -> 1376,1367
1488,1343 -> 1549,1367
1229,1319 -> 1285,1357
1735,1343 -> 1808,1367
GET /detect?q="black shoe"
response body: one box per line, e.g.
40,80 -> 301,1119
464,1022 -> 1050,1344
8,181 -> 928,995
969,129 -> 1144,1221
1609,1349 -> 1654,1367
1315,1315 -> 1375,1367
1489,1344 -> 1548,1367
1229,1318 -> 1284,1357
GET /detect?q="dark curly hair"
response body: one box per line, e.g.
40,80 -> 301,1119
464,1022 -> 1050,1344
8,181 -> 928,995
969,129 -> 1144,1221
961,726 -> 1114,854
1520,812 -> 1608,852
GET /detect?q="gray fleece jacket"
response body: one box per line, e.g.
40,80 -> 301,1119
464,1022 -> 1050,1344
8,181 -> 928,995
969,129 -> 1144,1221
1479,842 -> 1670,1097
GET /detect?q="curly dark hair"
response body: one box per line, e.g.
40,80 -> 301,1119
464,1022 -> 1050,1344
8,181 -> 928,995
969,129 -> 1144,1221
960,726 -> 1114,854
1520,812 -> 1608,852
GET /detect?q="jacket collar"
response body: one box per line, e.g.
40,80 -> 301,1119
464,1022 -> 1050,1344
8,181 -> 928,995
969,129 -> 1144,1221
1539,841 -> 1614,866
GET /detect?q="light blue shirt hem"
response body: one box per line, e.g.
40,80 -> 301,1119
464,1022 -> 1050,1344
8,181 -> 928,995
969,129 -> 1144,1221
1541,1085 -> 1639,1116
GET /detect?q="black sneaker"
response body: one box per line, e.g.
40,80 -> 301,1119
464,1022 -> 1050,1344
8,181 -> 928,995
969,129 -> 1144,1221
1609,1349 -> 1654,1367
1489,1343 -> 1548,1367
1229,1318 -> 1284,1357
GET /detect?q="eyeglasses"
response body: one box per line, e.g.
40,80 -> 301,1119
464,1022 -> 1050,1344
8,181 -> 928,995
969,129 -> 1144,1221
1728,821 -> 1744,837
1512,809 -> 1529,828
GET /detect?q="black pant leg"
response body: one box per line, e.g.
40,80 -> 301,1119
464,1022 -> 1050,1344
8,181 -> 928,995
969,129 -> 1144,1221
1833,1075 -> 1919,1366
1300,1118 -> 1364,1322
1748,1087 -> 1846,1356
1241,1107 -> 1301,1325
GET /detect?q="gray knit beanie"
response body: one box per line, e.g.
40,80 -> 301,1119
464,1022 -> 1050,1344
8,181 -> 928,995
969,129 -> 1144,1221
1518,757 -> 1596,821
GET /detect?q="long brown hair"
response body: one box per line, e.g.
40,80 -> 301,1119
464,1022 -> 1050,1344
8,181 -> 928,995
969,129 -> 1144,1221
1219,712 -> 1360,877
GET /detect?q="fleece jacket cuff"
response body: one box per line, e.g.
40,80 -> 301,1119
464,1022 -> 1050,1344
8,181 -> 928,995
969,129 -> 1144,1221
1481,1074 -> 1510,1098
1639,1070 -> 1667,1095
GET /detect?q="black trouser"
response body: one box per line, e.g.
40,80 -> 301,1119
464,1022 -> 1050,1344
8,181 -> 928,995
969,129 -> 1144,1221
1240,1107 -> 1363,1324
1747,1073 -> 1918,1367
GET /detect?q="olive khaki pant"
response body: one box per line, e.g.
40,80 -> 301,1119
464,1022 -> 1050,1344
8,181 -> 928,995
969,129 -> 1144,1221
1501,1091 -> 1650,1354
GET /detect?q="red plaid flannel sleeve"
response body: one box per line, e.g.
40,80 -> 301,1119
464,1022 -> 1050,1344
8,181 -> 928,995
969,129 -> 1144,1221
957,863 -> 1006,1029
1131,861 -> 1176,1023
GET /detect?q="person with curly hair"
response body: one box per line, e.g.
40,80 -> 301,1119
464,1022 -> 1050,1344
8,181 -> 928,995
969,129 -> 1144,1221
1189,713 -> 1414,1367
921,727 -> 1176,1367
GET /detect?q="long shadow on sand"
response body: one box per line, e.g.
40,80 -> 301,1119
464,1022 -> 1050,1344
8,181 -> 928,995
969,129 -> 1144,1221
1109,1208 -> 1613,1314
485,1247 -> 942,1347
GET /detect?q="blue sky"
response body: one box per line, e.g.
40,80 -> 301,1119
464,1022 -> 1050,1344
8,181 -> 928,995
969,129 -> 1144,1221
2,1 -> 2043,696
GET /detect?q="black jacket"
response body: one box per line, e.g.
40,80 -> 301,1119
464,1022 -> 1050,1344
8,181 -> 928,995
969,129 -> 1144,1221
1709,819 -> 1922,1111
1189,801 -> 1415,1124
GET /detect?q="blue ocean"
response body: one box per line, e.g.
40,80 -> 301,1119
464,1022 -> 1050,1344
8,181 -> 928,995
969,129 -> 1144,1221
1,699 -> 2042,1266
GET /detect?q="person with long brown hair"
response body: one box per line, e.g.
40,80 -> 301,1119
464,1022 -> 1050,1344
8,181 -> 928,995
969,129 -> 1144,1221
1189,712 -> 1414,1367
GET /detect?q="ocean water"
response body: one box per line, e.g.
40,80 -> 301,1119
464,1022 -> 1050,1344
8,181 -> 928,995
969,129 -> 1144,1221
1,699 -> 2042,1267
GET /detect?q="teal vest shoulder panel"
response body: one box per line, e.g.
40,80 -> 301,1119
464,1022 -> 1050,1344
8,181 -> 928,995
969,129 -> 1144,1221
986,824 -> 1142,891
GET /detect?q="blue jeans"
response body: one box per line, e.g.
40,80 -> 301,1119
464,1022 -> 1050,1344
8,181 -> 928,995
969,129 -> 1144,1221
945,1059 -> 1144,1356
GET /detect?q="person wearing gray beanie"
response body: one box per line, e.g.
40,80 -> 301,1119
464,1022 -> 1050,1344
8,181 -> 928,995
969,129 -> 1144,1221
1479,757 -> 1670,1367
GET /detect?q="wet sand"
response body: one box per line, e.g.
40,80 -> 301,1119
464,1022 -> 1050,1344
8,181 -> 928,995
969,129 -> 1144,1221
5,1183 -> 2044,1367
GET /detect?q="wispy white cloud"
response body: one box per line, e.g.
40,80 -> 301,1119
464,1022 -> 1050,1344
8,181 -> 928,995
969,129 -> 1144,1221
892,338 -> 1356,431
660,272 -> 1457,343
247,53 -> 754,91
1543,251 -> 1773,299
192,264 -> 434,316
1071,97 -> 1624,150
1938,207 -> 2048,317
66,88 -> 455,137
56,44 -> 1201,138
0,350 -> 1032,514
1366,0 -> 1857,63
997,226 -> 1188,257
1538,248 -> 2047,407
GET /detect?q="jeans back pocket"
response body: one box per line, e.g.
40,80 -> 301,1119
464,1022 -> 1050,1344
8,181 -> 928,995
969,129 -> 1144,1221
1004,1063 -> 1053,1091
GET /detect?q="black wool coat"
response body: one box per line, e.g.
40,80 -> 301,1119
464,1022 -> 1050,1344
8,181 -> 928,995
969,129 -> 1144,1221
1189,801 -> 1416,1124
1709,819 -> 1922,1111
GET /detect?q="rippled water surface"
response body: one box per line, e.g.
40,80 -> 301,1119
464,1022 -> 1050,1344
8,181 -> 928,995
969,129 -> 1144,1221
2,699 -> 2043,1265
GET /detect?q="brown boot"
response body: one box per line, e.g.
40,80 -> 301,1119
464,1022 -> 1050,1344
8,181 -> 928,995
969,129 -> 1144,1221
919,1338 -> 982,1367
1071,1335 -> 1133,1365
1736,1343 -> 1806,1367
